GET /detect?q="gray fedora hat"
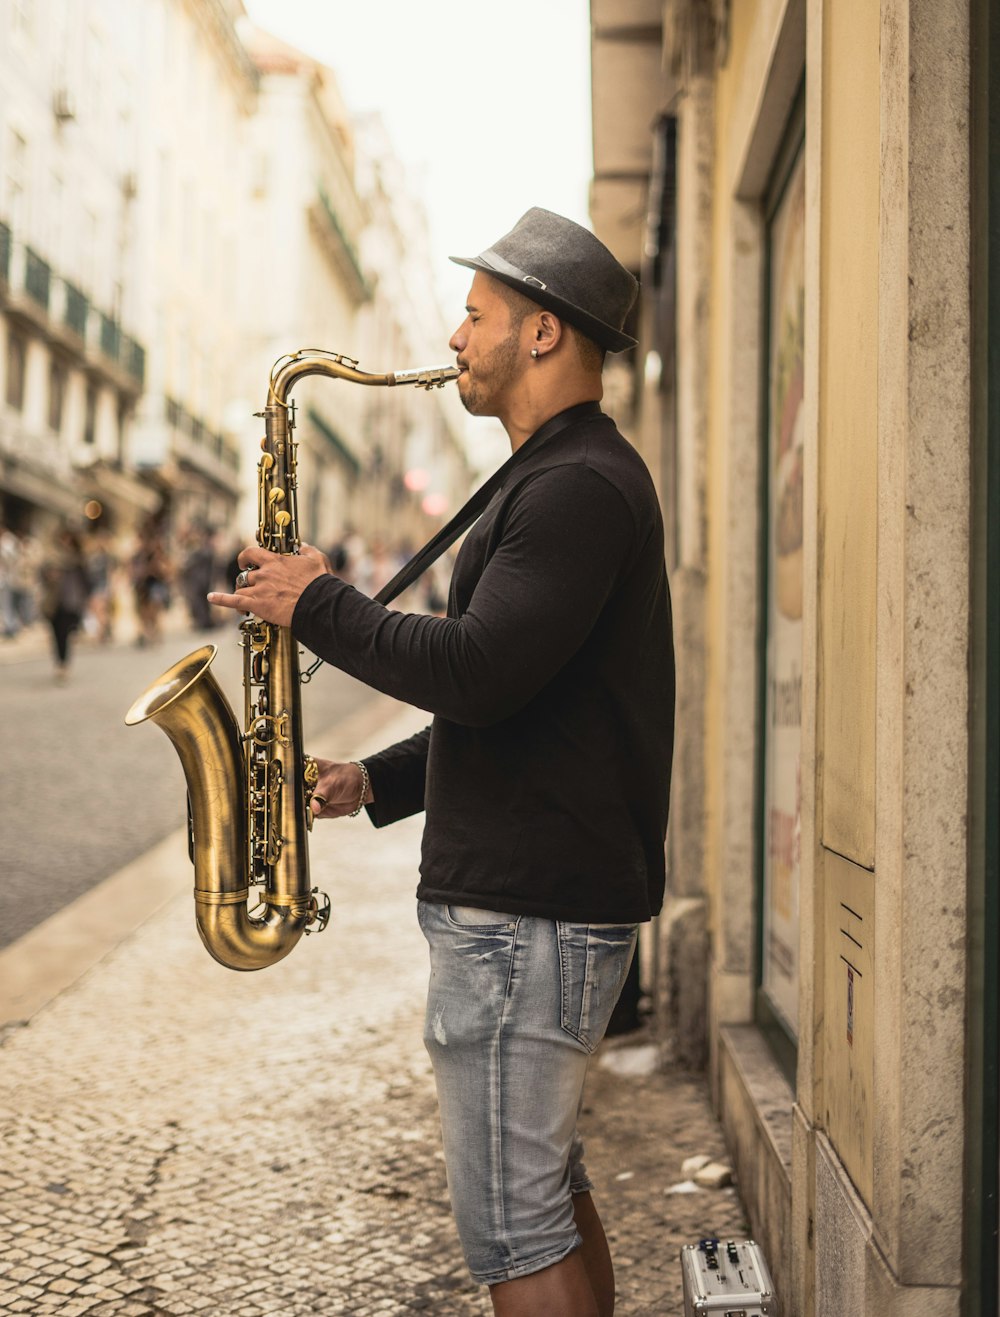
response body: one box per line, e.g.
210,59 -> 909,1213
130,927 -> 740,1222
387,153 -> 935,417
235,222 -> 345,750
450,208 -> 638,353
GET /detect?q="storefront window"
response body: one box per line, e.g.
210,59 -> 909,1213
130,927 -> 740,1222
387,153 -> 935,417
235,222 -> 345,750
759,108 -> 805,1047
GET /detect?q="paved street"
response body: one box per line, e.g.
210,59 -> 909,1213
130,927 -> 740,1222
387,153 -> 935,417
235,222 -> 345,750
0,652 -> 749,1315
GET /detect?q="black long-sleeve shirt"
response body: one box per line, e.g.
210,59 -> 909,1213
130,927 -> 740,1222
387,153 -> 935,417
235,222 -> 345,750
292,402 -> 675,922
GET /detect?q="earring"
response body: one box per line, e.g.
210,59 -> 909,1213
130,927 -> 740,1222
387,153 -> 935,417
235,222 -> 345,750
530,348 -> 539,359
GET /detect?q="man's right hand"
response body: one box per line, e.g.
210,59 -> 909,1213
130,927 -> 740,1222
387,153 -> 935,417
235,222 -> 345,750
310,758 -> 374,819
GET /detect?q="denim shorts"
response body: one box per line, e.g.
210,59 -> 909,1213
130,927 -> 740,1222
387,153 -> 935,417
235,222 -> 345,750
417,899 -> 638,1287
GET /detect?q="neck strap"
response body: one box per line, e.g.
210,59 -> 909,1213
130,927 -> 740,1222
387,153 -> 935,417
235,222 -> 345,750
373,400 -> 601,606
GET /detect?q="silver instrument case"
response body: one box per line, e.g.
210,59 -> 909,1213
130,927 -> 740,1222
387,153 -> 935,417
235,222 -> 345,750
680,1238 -> 777,1316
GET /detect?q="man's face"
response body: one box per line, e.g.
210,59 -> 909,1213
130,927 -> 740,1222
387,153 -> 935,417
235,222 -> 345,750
449,272 -> 526,417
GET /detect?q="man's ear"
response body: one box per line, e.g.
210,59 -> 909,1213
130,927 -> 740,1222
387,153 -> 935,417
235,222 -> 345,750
532,311 -> 563,357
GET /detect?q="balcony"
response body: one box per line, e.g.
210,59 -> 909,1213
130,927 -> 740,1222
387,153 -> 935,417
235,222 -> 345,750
0,220 -> 146,392
63,281 -> 89,338
24,247 -> 51,311
309,186 -> 370,306
308,405 -> 361,476
121,336 -> 145,385
98,311 -> 120,361
164,394 -> 240,491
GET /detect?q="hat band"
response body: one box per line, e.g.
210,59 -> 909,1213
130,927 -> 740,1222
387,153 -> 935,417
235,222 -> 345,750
476,248 -> 549,293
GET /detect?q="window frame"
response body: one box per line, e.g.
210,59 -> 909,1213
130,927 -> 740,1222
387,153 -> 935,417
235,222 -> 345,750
753,82 -> 807,1083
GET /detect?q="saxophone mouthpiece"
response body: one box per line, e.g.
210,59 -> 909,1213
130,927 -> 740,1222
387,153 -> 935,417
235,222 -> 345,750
391,364 -> 462,390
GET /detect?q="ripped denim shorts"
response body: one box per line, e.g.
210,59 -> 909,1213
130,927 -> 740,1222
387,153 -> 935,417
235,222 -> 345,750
417,899 -> 638,1287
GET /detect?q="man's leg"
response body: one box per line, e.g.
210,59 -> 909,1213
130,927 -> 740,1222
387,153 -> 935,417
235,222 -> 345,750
488,1192 -> 614,1317
418,904 -> 635,1306
573,1191 -> 615,1314
489,1249 -> 600,1317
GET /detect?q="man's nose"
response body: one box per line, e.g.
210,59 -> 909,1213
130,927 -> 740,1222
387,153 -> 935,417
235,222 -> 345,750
449,319 -> 469,353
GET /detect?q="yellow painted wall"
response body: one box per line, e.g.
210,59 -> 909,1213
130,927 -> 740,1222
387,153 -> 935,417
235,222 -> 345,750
818,0 -> 879,868
817,0 -> 880,1205
704,0 -> 758,962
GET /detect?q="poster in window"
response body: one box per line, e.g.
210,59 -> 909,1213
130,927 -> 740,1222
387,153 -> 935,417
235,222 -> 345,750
763,145 -> 805,1036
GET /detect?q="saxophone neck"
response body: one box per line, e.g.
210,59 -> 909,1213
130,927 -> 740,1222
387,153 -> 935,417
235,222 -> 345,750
258,348 -> 461,554
266,348 -> 460,406
268,350 -> 391,406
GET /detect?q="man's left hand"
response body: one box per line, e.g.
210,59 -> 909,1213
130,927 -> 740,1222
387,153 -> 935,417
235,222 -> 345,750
208,543 -> 332,627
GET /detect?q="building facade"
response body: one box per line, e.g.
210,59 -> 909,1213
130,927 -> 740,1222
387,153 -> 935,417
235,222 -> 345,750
0,0 -> 471,580
590,0 -> 998,1312
0,0 -> 157,538
0,0 -> 258,542
236,22 -> 372,549
129,0 -> 257,535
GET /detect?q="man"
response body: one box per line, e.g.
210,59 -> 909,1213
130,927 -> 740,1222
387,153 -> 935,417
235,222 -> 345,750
209,208 -> 675,1317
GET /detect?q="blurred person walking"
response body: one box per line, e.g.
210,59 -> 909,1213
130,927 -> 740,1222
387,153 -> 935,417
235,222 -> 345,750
180,525 -> 218,631
12,528 -> 41,630
130,521 -> 172,647
0,525 -> 20,639
39,526 -> 92,682
84,528 -> 118,643
210,209 -> 675,1317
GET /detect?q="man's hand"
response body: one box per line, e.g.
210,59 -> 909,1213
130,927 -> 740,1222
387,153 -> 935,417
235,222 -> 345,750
310,759 -> 374,819
207,543 -> 332,627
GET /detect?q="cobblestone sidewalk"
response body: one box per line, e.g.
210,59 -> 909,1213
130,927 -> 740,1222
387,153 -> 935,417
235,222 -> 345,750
0,708 -> 747,1316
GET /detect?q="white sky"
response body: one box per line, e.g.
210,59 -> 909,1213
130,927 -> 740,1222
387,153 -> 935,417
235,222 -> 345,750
241,0 -> 594,319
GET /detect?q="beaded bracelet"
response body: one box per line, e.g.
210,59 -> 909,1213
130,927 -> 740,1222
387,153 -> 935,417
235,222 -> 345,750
349,760 -> 370,818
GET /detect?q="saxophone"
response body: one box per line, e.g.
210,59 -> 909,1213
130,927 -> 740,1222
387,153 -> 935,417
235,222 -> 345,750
125,350 -> 460,971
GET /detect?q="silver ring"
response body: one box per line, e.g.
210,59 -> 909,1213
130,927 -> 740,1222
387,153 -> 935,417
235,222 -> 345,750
235,568 -> 253,589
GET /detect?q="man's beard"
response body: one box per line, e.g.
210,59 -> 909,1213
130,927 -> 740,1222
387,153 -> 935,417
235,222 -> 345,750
458,328 -> 521,416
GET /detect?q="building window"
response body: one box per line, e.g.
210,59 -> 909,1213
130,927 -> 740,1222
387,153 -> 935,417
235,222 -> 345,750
48,359 -> 67,433
84,383 -> 97,445
6,332 -> 27,410
757,89 -> 806,1059
117,401 -> 129,465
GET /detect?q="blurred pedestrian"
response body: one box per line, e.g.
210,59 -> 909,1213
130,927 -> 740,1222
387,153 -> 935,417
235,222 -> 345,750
326,538 -> 349,576
12,528 -> 41,629
210,208 -> 675,1317
223,538 -> 244,591
131,521 -> 172,647
181,525 -> 217,631
39,526 -> 92,682
0,525 -> 20,638
84,528 -> 118,643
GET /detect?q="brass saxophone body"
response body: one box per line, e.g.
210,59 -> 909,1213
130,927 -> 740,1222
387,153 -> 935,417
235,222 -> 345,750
125,350 -> 460,971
